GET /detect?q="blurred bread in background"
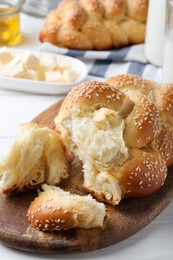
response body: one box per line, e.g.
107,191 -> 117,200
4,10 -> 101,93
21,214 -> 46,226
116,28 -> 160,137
39,0 -> 148,50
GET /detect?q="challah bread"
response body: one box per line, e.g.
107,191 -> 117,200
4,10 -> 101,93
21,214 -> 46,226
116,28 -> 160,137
105,74 -> 173,166
0,123 -> 68,193
55,80 -> 167,205
39,0 -> 148,50
27,184 -> 106,231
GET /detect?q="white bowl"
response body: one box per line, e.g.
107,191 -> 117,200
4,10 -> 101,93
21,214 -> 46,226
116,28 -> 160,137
0,49 -> 88,95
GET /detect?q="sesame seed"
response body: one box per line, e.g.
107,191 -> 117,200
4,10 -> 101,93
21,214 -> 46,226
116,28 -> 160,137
55,219 -> 61,223
44,224 -> 49,229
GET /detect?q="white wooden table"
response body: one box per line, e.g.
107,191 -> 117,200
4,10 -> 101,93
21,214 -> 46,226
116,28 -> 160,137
0,14 -> 173,260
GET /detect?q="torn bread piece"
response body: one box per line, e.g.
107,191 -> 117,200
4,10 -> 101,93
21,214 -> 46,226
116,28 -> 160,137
0,123 -> 68,193
27,184 -> 106,231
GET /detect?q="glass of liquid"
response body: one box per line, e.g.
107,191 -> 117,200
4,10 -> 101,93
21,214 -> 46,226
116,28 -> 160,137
21,0 -> 59,18
0,0 -> 22,46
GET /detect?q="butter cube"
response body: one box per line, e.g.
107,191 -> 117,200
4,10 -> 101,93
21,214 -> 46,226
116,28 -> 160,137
37,66 -> 45,81
57,58 -> 72,71
45,71 -> 64,83
62,69 -> 77,83
0,49 -> 13,65
40,54 -> 57,71
6,58 -> 25,78
24,53 -> 40,70
21,70 -> 40,80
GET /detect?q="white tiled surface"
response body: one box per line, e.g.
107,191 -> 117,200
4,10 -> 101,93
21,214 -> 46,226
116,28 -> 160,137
0,13 -> 172,260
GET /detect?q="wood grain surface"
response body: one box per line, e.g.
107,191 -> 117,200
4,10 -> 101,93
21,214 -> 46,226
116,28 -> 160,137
0,101 -> 173,253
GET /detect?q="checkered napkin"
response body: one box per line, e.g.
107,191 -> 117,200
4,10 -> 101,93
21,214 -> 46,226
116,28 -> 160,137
39,42 -> 163,83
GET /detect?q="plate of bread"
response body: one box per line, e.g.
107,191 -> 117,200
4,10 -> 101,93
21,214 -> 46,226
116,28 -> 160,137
0,74 -> 173,253
39,0 -> 148,51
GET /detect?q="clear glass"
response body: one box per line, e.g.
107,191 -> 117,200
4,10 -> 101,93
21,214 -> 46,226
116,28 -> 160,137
21,0 -> 59,18
0,0 -> 22,46
162,0 -> 173,83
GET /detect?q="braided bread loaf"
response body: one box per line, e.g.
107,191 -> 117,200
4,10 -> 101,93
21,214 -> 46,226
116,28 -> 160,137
39,0 -> 148,50
106,74 -> 173,167
54,80 -> 167,206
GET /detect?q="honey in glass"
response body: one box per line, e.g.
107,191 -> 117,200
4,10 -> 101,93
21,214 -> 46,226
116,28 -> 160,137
0,1 -> 21,46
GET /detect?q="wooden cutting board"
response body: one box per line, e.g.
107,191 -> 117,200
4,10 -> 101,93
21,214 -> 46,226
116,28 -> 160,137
0,101 -> 173,253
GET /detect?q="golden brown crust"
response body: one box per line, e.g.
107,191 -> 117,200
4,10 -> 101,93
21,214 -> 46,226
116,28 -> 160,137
81,18 -> 113,50
126,0 -> 148,22
105,74 -> 158,95
39,0 -> 148,50
56,0 -> 87,30
148,84 -> 173,125
56,80 -> 128,126
80,0 -> 104,20
27,196 -> 75,231
103,20 -> 129,48
117,149 -> 167,197
119,17 -> 146,44
57,26 -> 93,50
123,92 -> 160,149
105,76 -> 161,148
100,0 -> 126,22
152,126 -> 173,167
148,84 -> 173,167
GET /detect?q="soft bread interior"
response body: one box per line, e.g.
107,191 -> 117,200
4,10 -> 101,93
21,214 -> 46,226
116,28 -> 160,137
83,163 -> 123,205
58,107 -> 129,204
68,108 -> 128,168
0,123 -> 68,193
